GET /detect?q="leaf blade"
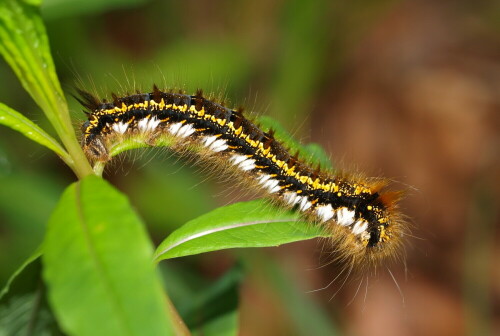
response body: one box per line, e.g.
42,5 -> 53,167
154,199 -> 329,262
0,0 -> 65,117
0,0 -> 93,178
182,264 -> 242,334
0,250 -> 65,336
256,115 -> 333,170
43,176 -> 181,336
0,102 -> 70,161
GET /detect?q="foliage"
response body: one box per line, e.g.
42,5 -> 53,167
0,1 -> 337,335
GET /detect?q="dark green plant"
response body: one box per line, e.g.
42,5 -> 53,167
0,1 -> 337,335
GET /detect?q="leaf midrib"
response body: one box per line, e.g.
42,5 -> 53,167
155,218 -> 298,259
74,182 -> 134,336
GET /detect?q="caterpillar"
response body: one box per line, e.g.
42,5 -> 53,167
77,86 -> 406,269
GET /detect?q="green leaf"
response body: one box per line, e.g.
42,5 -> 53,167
0,250 -> 65,336
0,0 -> 92,178
160,263 -> 240,335
0,0 -> 63,106
192,310 -> 237,336
303,143 -> 332,170
0,249 -> 41,301
256,115 -> 333,170
154,199 -> 328,262
0,102 -> 70,161
181,264 -> 243,334
92,134 -> 176,176
0,0 -> 65,120
43,175 -> 181,336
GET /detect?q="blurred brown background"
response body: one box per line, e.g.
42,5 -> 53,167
0,0 -> 498,335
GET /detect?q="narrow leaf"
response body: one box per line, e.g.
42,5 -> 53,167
43,175 -> 181,336
0,249 -> 41,300
0,0 -> 93,178
154,200 -> 328,262
256,116 -> 333,170
160,263 -> 241,336
181,264 -> 243,332
0,250 -> 64,336
0,0 -> 65,117
192,310 -> 238,336
0,102 -> 70,161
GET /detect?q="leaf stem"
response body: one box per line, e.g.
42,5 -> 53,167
164,293 -> 191,336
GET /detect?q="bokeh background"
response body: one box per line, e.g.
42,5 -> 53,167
0,0 -> 498,335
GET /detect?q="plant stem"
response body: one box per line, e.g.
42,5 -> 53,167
164,292 -> 191,336
52,93 -> 93,179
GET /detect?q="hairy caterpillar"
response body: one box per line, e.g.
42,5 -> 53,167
77,86 -> 406,269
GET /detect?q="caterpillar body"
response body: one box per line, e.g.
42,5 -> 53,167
78,86 -> 406,269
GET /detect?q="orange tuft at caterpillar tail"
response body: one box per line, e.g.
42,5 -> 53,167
77,85 -> 408,271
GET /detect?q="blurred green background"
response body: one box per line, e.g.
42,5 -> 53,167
0,0 -> 498,335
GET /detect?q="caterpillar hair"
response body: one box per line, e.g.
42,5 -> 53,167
77,85 -> 407,271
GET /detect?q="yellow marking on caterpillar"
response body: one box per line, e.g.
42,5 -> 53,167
78,88 -> 407,270
379,226 -> 389,242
